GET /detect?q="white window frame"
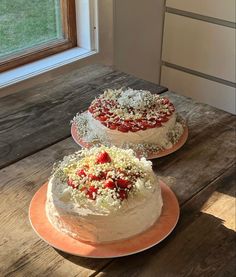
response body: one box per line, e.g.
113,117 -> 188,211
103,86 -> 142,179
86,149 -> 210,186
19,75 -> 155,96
0,0 -> 99,89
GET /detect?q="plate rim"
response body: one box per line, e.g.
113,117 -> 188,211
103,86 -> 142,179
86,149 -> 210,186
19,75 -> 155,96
71,118 -> 188,159
29,181 -> 180,258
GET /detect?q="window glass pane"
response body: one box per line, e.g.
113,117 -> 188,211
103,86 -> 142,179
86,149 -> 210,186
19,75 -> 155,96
0,0 -> 63,58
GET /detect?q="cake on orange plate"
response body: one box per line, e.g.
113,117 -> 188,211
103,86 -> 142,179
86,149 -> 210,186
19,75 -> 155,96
46,146 -> 163,243
72,88 -> 185,155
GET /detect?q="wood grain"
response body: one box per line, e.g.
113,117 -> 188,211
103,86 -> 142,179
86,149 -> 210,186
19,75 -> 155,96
0,64 -> 167,169
96,165 -> 236,277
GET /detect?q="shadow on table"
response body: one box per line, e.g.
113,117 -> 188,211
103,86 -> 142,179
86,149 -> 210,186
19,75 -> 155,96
96,212 -> 236,277
54,211 -> 235,277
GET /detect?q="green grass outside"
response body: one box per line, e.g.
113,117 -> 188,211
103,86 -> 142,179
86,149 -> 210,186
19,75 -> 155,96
0,0 -> 62,57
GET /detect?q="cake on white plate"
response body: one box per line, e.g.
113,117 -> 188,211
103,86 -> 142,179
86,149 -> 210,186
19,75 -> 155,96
46,146 -> 163,243
72,88 -> 185,154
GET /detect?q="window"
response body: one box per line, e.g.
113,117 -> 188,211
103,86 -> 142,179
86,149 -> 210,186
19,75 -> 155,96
0,0 -> 77,72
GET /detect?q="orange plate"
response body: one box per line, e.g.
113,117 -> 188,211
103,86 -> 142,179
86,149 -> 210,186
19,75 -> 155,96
29,181 -> 179,258
71,122 -> 188,159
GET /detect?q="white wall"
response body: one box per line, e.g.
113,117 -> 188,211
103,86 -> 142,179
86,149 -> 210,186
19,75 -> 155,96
113,0 -> 165,84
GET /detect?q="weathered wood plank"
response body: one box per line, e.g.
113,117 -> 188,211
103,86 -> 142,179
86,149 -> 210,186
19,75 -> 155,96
96,165 -> 236,277
0,64 -> 167,169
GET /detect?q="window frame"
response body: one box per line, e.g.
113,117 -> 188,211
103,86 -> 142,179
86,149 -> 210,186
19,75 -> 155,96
0,0 -> 77,73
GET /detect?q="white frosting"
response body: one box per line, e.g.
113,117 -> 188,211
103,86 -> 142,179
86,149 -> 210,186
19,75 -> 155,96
46,152 -> 163,243
87,111 -> 177,149
117,89 -> 154,110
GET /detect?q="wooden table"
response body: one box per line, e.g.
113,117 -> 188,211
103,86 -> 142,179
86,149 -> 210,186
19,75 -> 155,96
0,64 -> 235,276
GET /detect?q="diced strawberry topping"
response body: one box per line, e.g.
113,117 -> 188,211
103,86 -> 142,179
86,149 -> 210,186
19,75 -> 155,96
107,123 -> 117,130
86,186 -> 98,200
98,115 -> 107,122
104,180 -> 116,189
139,124 -> 147,130
117,179 -> 130,188
117,190 -> 128,200
76,169 -> 86,177
100,171 -> 107,179
156,116 -> 169,123
117,125 -> 129,132
88,174 -> 102,181
162,97 -> 170,105
88,106 -> 94,113
96,151 -> 112,164
140,120 -> 150,129
160,116 -> 168,122
67,179 -> 77,189
154,121 -> 162,127
101,121 -> 108,127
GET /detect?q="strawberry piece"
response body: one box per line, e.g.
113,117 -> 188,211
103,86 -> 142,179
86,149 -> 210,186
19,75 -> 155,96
88,174 -> 102,181
104,180 -> 116,189
107,123 -> 117,130
123,121 -> 133,130
86,186 -> 98,200
117,190 -> 128,200
100,171 -> 107,179
154,121 -> 162,127
156,116 -> 168,123
117,179 -> 130,188
96,151 -> 112,164
107,111 -> 114,116
76,169 -> 86,177
67,179 -> 77,189
117,125 -> 129,132
98,115 -> 107,121
101,121 -> 108,127
140,120 -> 150,128
88,106 -> 95,113
139,123 -> 147,130
162,97 -> 169,105
160,116 -> 169,123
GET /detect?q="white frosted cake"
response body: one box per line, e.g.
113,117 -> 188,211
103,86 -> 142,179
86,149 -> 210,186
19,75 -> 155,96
46,146 -> 163,243
72,88 -> 184,154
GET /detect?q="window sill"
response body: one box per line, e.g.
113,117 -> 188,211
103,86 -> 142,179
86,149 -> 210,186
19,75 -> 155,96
0,47 -> 97,89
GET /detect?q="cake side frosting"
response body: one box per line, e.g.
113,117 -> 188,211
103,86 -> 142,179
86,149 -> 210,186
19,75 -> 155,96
87,110 -> 177,149
46,146 -> 163,243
